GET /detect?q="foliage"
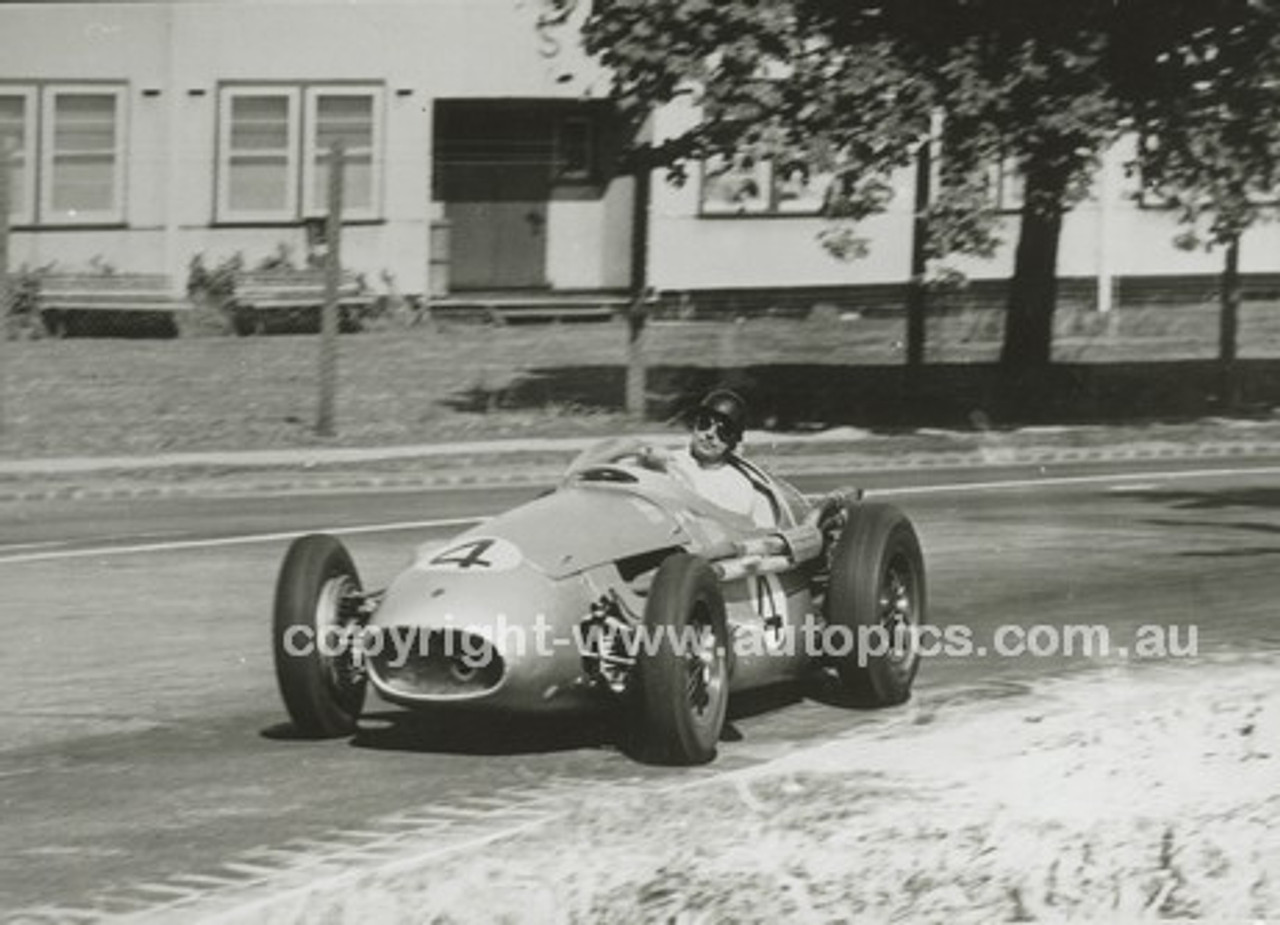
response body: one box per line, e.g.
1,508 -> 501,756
186,252 -> 243,301
258,242 -> 302,272
86,254 -> 119,276
3,263 -> 52,339
551,0 -> 1280,374
1130,6 -> 1280,250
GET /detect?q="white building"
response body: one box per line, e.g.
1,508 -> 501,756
0,0 -> 1272,309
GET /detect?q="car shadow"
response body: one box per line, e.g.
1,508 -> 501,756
259,721 -> 324,742
347,709 -> 614,756
801,668 -> 908,710
726,681 -> 806,721
263,676 -> 889,757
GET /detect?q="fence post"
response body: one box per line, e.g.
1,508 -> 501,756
625,295 -> 648,419
625,164 -> 652,420
1219,234 -> 1241,411
317,140 -> 344,437
0,142 -> 11,438
905,134 -> 932,376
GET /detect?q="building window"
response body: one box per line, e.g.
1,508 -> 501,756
44,87 -> 126,223
701,156 -> 772,215
963,156 -> 1022,213
931,140 -> 1025,215
305,90 -> 381,218
221,88 -> 299,221
700,155 -> 833,216
0,89 -> 36,226
1,84 -> 125,227
217,83 -> 382,224
555,117 -> 594,181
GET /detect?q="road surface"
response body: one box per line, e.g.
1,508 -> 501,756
1,458 -> 1277,917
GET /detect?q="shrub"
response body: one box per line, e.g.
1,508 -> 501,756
4,264 -> 52,339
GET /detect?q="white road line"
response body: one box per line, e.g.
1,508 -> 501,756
2,462 -> 1277,567
0,540 -> 70,553
0,517 -> 482,566
868,464 -> 1280,498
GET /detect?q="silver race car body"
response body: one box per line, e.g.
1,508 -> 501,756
272,443 -> 926,764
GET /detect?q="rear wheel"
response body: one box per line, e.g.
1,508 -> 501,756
630,553 -> 729,765
272,533 -> 367,737
824,503 -> 926,706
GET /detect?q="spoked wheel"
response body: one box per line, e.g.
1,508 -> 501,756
824,502 -> 926,706
272,533 -> 368,737
630,553 -> 729,765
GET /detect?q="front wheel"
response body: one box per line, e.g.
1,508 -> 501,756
272,533 -> 367,737
824,502 -> 926,706
629,553 -> 730,765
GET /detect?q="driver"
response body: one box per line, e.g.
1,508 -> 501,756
574,389 -> 777,528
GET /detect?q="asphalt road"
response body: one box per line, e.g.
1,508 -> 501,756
1,458 -> 1278,916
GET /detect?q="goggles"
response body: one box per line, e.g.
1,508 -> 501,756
692,411 -> 736,443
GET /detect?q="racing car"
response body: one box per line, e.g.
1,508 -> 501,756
271,441 -> 926,765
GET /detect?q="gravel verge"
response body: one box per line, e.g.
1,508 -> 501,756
199,655 -> 1277,924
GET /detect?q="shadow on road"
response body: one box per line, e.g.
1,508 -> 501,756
800,670 -> 916,710
263,685 -> 830,757
346,709 -> 613,756
1177,546 -> 1280,558
1110,485 -> 1280,559
259,721 -> 327,741
1119,487 -> 1280,511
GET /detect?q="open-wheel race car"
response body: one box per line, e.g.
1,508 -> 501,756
272,441 -> 927,765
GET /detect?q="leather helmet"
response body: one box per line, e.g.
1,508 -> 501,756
695,388 -> 748,447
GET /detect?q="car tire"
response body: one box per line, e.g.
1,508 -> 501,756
272,533 -> 367,738
824,502 -> 926,706
630,553 -> 730,765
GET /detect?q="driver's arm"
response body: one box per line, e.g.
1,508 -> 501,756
563,437 -> 671,476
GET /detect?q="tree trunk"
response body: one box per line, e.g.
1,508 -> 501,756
1219,234 -> 1241,411
1000,161 -> 1070,372
625,165 -> 652,419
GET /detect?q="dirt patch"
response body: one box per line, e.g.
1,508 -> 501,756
231,657 -> 1278,923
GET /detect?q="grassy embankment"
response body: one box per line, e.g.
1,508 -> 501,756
2,300 -> 1279,459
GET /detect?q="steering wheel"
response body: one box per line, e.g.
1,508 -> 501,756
573,465 -> 640,484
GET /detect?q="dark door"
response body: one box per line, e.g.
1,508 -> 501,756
436,103 -> 552,290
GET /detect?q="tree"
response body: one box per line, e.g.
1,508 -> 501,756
545,0 -> 1280,399
1131,8 -> 1280,409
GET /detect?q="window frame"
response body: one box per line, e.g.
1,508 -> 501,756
0,86 -> 39,227
699,155 -> 775,216
301,85 -> 384,221
217,84 -> 302,224
698,154 -> 835,218
554,115 -> 595,182
39,84 -> 127,226
1,82 -> 130,228
217,81 -> 384,225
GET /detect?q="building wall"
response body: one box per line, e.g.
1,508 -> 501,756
645,102 -> 1280,294
0,0 -> 625,295
7,2 -> 1280,299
